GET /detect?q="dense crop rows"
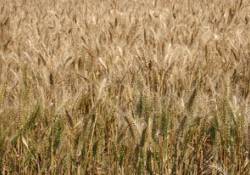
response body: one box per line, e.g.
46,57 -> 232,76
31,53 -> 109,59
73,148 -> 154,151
0,0 -> 250,174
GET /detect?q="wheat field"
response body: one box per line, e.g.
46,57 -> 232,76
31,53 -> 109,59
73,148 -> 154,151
0,0 -> 250,174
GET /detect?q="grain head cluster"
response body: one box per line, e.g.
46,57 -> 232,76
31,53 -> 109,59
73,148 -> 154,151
0,0 -> 250,174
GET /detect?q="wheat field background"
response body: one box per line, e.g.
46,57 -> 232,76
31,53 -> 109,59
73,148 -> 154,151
0,0 -> 250,174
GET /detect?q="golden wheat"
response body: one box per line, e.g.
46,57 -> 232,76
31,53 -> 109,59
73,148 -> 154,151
0,0 -> 249,174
